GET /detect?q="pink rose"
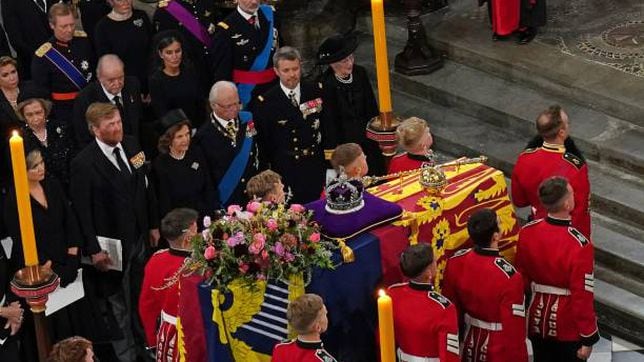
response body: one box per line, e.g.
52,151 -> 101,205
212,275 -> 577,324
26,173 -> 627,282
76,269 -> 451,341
261,249 -> 269,260
203,216 -> 212,228
284,252 -> 295,262
246,201 -> 262,213
204,245 -> 216,260
308,232 -> 320,243
289,204 -> 306,213
226,231 -> 245,247
239,263 -> 249,274
249,233 -> 266,254
273,242 -> 285,257
265,218 -> 278,231
256,273 -> 266,281
227,205 -> 242,216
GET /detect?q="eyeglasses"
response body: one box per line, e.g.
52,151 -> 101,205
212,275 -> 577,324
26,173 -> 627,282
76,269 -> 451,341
215,102 -> 241,110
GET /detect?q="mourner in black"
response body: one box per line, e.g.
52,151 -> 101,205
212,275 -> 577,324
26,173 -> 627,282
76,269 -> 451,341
152,109 -> 216,227
70,103 -> 158,362
0,57 -> 26,194
153,0 -> 223,93
317,33 -> 386,176
94,2 -> 152,95
252,47 -> 326,204
77,0 -> 111,45
1,0 -> 54,79
517,0 -> 546,44
210,0 -> 280,107
32,3 -> 95,124
73,54 -> 142,150
193,81 -> 262,207
0,209 -> 22,362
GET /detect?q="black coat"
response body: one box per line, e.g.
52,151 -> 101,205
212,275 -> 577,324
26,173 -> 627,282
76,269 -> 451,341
1,0 -> 53,69
0,89 -> 21,193
193,114 -> 262,207
22,121 -> 75,189
251,81 -> 326,204
69,136 -> 156,260
72,77 -> 142,149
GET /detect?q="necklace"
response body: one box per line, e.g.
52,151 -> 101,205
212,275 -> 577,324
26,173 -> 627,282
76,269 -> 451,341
108,10 -> 132,21
334,73 -> 353,84
3,88 -> 18,108
169,149 -> 186,160
33,128 -> 47,146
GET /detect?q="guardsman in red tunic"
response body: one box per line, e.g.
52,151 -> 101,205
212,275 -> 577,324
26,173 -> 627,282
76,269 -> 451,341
272,293 -> 337,362
389,243 -> 459,362
388,117 -> 435,174
515,177 -> 599,361
139,208 -> 198,362
442,209 -> 528,362
511,105 -> 591,237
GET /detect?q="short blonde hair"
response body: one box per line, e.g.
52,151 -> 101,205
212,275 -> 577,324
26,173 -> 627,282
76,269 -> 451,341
48,2 -> 73,24
330,143 -> 363,173
85,102 -> 119,132
287,294 -> 324,335
396,117 -> 429,151
47,336 -> 92,362
246,170 -> 282,200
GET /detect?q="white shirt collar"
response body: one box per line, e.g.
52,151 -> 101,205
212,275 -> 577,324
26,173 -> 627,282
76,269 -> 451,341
95,138 -> 130,172
211,112 -> 235,129
237,6 -> 257,21
100,83 -> 122,102
280,83 -> 301,103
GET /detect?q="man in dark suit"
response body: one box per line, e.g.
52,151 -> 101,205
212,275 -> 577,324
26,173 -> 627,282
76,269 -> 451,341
193,80 -> 262,208
251,46 -> 326,204
69,102 -> 158,361
73,54 -> 142,150
1,0 -> 54,79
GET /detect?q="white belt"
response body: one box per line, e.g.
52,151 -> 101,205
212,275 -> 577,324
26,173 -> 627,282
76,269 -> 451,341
464,314 -> 502,331
532,282 -> 571,296
160,310 -> 177,326
397,348 -> 439,362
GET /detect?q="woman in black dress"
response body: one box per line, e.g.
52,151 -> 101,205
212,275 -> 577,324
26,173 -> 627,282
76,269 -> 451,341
17,95 -> 74,191
317,33 -> 386,176
149,31 -> 206,129
152,109 -> 215,228
93,0 -> 152,95
4,149 -> 88,343
0,56 -> 23,194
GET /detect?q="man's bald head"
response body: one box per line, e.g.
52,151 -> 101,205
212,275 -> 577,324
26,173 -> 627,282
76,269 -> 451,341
97,54 -> 125,95
536,105 -> 569,143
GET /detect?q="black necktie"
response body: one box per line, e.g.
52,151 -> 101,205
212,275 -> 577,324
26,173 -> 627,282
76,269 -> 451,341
113,147 -> 131,177
113,95 -> 125,118
249,15 -> 259,30
288,91 -> 298,108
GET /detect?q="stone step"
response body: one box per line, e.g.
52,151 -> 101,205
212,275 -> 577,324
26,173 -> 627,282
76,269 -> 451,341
413,1 -> 644,129
595,279 -> 644,347
592,214 -> 644,283
352,36 -> 644,179
595,263 -> 644,300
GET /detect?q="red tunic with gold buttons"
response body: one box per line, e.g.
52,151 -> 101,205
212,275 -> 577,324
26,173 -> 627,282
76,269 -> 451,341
388,281 -> 460,361
388,152 -> 435,174
515,217 -> 599,346
442,247 -> 528,362
511,142 -> 591,236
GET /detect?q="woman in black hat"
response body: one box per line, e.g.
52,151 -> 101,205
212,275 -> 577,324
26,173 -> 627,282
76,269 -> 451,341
317,33 -> 386,176
151,109 -> 215,237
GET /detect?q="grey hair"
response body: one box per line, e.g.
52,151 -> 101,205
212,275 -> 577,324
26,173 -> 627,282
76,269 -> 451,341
208,80 -> 238,104
96,54 -> 124,77
273,46 -> 301,68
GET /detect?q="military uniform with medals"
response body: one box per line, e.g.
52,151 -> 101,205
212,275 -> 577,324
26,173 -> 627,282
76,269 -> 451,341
210,5 -> 280,106
442,247 -> 529,362
516,217 -> 599,361
31,31 -> 95,125
153,0 -> 223,91
252,81 -> 326,204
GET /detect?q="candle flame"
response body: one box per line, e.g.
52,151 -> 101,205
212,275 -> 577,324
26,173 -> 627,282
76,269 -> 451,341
11,130 -> 18,137
378,289 -> 386,297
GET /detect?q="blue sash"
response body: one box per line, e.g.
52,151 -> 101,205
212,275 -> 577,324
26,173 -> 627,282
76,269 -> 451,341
237,4 -> 275,106
217,111 -> 254,206
35,42 -> 88,90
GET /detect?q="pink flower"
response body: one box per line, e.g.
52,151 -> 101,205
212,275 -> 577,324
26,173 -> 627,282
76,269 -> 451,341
203,216 -> 212,228
246,201 -> 262,213
226,231 -> 245,247
265,218 -> 278,231
273,242 -> 285,257
239,263 -> 249,274
227,205 -> 242,216
289,204 -> 306,213
204,245 -> 216,260
284,252 -> 295,262
308,232 -> 320,243
249,233 -> 266,254
201,229 -> 211,241
261,249 -> 269,260
256,273 -> 266,281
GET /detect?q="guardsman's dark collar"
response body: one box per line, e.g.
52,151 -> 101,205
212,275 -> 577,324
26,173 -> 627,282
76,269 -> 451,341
407,153 -> 432,162
474,246 -> 500,257
541,142 -> 565,153
546,215 -> 572,226
296,338 -> 323,350
169,247 -> 192,257
409,280 -> 434,291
